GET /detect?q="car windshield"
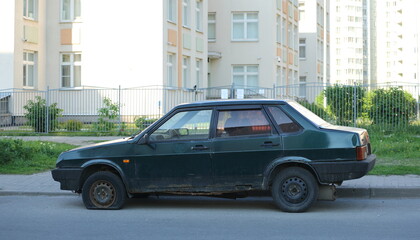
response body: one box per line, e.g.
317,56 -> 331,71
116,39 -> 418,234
288,101 -> 330,127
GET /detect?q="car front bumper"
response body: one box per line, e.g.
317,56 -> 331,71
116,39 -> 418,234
310,154 -> 376,184
51,168 -> 83,191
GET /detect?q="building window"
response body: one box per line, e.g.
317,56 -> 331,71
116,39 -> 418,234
276,67 -> 282,86
182,56 -> 190,88
182,0 -> 190,27
281,18 -> 286,44
167,0 -> 177,23
196,0 -> 203,31
276,15 -> 281,43
23,0 -> 37,20
232,65 -> 259,87
61,0 -> 81,22
61,53 -> 81,88
232,12 -> 258,41
195,59 -> 202,88
208,13 -> 216,41
299,38 -> 306,59
23,52 -> 36,87
167,54 -> 176,87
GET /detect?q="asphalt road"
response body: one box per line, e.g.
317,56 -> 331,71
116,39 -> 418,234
1,195 -> 419,240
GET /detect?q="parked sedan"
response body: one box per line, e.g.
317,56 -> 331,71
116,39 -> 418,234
52,99 -> 376,212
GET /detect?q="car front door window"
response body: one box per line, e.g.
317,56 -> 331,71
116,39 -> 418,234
150,109 -> 212,141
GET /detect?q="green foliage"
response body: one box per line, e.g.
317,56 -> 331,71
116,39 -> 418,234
134,116 -> 158,131
366,87 -> 416,127
0,139 -> 29,165
93,97 -> 119,132
324,84 -> 366,125
64,119 -> 83,131
0,139 -> 75,174
23,96 -> 63,132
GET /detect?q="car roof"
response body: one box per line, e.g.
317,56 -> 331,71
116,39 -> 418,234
174,99 -> 292,109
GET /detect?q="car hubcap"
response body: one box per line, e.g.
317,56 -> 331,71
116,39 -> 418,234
90,180 -> 115,208
281,177 -> 308,204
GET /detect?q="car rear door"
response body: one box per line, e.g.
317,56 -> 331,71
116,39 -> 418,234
211,106 -> 282,190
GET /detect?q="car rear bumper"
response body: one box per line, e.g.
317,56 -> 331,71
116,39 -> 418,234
310,154 -> 376,184
51,168 -> 83,191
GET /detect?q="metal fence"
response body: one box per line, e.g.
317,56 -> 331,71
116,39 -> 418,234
0,83 -> 419,134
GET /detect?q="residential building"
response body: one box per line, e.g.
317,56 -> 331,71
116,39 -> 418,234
370,0 -> 419,86
208,0 -> 299,97
330,0 -> 367,85
298,0 -> 330,101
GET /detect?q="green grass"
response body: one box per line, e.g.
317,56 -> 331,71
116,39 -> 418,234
0,141 -> 75,175
368,129 -> 420,175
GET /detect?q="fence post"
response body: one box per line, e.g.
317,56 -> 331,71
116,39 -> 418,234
118,85 -> 122,131
230,83 -> 235,99
353,82 -> 357,127
273,83 -> 276,99
46,86 -> 50,134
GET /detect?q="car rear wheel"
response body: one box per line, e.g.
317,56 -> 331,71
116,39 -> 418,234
271,167 -> 319,212
82,171 -> 127,210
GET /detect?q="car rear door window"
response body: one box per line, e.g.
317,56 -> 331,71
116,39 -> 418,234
216,109 -> 272,137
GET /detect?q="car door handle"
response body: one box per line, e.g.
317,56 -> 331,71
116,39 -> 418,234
191,145 -> 209,151
260,141 -> 280,147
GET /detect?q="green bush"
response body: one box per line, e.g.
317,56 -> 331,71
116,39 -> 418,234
134,116 -> 158,131
23,96 -> 63,132
64,119 -> 83,131
93,97 -> 119,132
367,87 -> 416,127
296,98 -> 331,121
324,84 -> 366,125
0,139 -> 29,165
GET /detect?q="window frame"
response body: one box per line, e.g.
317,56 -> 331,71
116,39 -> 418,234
182,0 -> 190,28
61,0 -> 82,22
167,53 -> 176,87
232,65 -> 259,88
195,0 -> 203,31
208,13 -> 216,41
182,56 -> 190,88
60,52 -> 82,88
167,0 -> 177,23
23,51 -> 36,88
231,12 -> 259,41
23,0 -> 37,20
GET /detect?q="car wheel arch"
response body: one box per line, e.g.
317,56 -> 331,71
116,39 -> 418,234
262,157 -> 321,190
79,160 -> 129,195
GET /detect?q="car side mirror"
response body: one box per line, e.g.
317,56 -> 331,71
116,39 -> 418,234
138,134 -> 149,145
138,134 -> 156,150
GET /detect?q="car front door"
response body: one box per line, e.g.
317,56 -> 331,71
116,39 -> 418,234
132,108 -> 213,192
212,107 -> 282,190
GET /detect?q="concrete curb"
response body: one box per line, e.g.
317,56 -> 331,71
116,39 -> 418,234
337,187 -> 420,198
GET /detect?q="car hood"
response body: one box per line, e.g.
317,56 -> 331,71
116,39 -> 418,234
57,138 -> 135,162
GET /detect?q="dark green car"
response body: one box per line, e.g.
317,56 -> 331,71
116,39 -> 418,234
52,99 -> 376,212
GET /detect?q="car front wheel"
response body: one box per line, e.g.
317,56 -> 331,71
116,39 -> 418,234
271,167 -> 319,213
82,171 -> 127,210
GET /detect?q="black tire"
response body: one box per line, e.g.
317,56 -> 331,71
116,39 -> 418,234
271,167 -> 319,213
82,171 -> 127,210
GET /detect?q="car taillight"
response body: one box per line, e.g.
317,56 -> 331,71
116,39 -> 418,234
356,146 -> 368,161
